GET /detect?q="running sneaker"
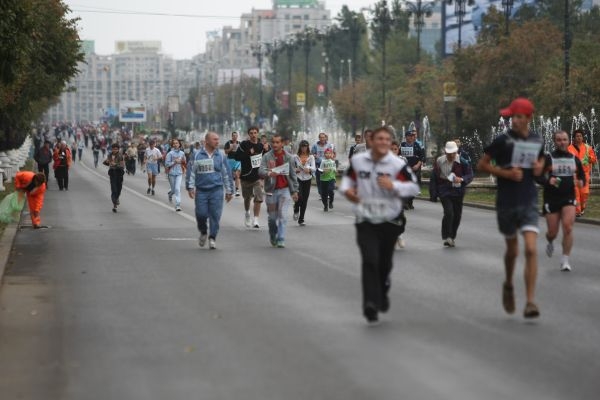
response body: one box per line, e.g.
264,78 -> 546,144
546,241 -> 554,258
270,236 -> 277,247
245,212 -> 252,228
363,304 -> 380,326
397,236 -> 406,249
112,206 -> 117,213
560,262 -> 572,272
253,218 -> 260,229
235,189 -> 240,197
443,238 -> 452,247
523,302 -> 540,319
147,188 -> 151,195
449,238 -> 456,247
293,212 -> 299,221
298,221 -> 306,226
168,192 -> 173,202
198,234 -> 207,248
175,206 -> 182,212
151,189 -> 155,196
329,201 -> 334,209
502,282 -> 516,314
323,206 -> 328,212
209,238 -> 216,249
276,240 -> 285,248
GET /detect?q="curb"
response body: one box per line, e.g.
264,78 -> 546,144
416,196 -> 600,226
0,222 -> 19,284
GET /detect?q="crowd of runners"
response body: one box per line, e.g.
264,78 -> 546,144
33,97 -> 597,325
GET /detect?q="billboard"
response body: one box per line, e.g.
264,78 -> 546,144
119,102 -> 147,122
115,41 -> 162,54
443,0 -> 536,55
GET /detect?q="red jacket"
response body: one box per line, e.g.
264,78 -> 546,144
53,147 -> 72,169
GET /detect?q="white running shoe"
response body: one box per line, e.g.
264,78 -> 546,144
560,263 -> 572,272
293,212 -> 299,221
209,238 -> 216,249
198,234 -> 207,247
546,242 -> 554,258
253,217 -> 260,228
397,236 -> 405,249
244,212 -> 252,228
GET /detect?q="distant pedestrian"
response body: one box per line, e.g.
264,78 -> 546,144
103,143 -> 125,212
165,138 -> 186,212
15,171 -> 47,229
53,141 -> 72,191
125,142 -> 137,175
293,140 -> 315,226
34,140 -> 53,182
77,138 -> 85,161
186,132 -> 234,250
145,140 -> 162,195
568,129 -> 597,217
430,141 -> 473,247
348,133 -> 363,159
319,149 -> 337,211
224,131 -> 242,197
400,130 -> 424,210
311,133 -> 335,199
235,126 -> 265,228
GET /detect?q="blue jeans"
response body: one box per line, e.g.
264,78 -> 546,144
195,187 -> 224,239
168,174 -> 183,206
266,188 -> 292,241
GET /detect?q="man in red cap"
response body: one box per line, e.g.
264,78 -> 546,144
478,97 -> 545,319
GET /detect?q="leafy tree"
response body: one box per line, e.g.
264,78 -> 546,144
0,0 -> 84,149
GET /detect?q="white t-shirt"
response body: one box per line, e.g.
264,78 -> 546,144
145,148 -> 162,165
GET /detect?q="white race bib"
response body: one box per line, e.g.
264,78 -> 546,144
270,162 -> 289,176
250,154 -> 262,169
358,199 -> 389,223
511,141 -> 541,168
400,146 -> 414,157
196,158 -> 214,174
552,158 -> 576,177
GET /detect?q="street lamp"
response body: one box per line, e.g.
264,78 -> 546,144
404,0 -> 437,62
251,43 -> 270,123
502,0 -> 514,36
296,28 -> 317,132
266,40 -> 280,118
339,59 -> 345,89
446,0 -> 474,51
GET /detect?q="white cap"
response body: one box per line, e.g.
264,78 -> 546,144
444,141 -> 459,154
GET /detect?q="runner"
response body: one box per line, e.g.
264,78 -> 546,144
92,137 -> 101,168
259,134 -> 299,248
568,129 -> 597,217
340,126 -> 419,325
318,149 -> 337,211
541,130 -> 585,271
186,132 -> 234,250
77,137 -> 85,161
103,143 -> 125,213
348,133 -> 363,159
261,134 -> 271,153
235,127 -> 264,228
34,140 -> 53,182
400,130 -> 425,210
165,138 -> 187,212
429,141 -> 473,247
477,97 -> 545,319
224,131 -> 242,197
293,140 -> 316,226
144,140 -> 162,195
311,133 -> 335,199
53,141 -> 72,191
14,171 -> 47,229
125,142 -> 137,175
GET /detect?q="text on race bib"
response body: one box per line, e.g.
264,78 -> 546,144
322,160 -> 336,171
250,154 -> 262,169
358,199 -> 389,223
552,158 -> 576,177
400,146 -> 414,157
270,162 -> 290,175
196,158 -> 214,174
511,141 -> 541,168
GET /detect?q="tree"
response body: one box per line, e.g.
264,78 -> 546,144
0,0 -> 83,149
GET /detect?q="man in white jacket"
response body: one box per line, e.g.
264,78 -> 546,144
341,126 -> 420,325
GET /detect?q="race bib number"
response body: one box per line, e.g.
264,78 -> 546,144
358,199 -> 388,223
400,146 -> 414,157
552,158 -> 576,177
270,162 -> 289,176
250,154 -> 262,169
511,141 -> 541,168
322,160 -> 336,172
196,158 -> 214,174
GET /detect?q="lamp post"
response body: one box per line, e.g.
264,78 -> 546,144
446,0 -> 474,51
564,0 -> 571,113
501,0 -> 514,36
267,41 -> 280,118
339,59 -> 345,89
404,0 -> 437,62
251,43 -> 269,123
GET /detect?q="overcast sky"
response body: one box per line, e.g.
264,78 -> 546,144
63,0 -> 375,59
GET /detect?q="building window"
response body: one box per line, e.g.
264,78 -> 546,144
304,14 -> 309,20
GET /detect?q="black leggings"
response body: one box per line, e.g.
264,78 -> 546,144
440,195 -> 464,240
55,166 -> 69,190
294,179 -> 312,222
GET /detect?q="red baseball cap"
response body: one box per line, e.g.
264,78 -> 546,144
500,98 -> 535,117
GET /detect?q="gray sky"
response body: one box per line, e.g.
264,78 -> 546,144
64,0 -> 375,59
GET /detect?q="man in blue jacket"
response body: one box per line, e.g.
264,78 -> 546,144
186,132 -> 234,249
430,141 -> 473,247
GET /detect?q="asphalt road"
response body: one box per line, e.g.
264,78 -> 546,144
1,151 -> 599,400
